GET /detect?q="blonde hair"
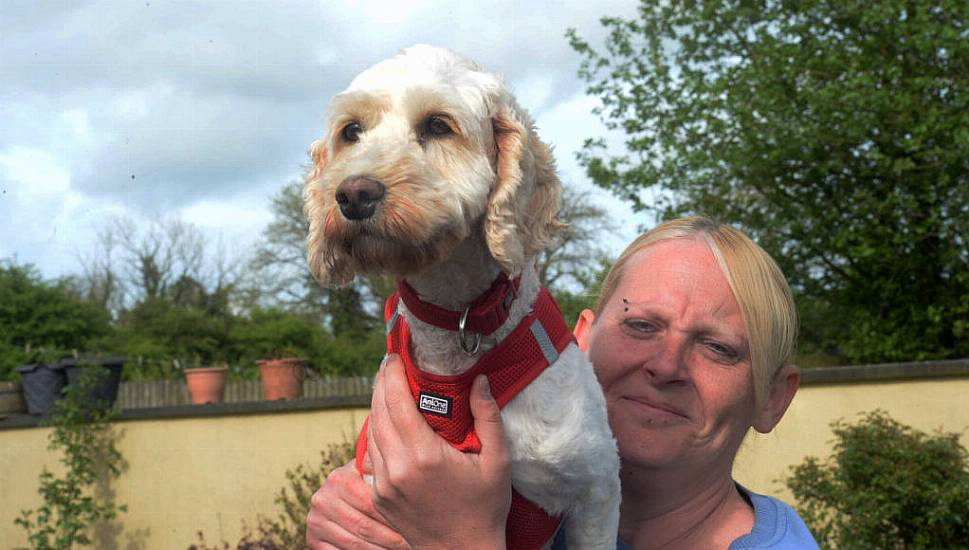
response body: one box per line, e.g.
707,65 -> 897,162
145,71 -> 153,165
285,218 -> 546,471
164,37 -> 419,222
594,217 -> 798,407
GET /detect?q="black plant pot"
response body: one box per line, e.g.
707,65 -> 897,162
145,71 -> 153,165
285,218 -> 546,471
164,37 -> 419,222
15,363 -> 67,415
62,357 -> 126,411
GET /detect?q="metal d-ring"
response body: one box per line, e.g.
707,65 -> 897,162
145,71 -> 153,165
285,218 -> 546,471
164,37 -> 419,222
458,307 -> 481,356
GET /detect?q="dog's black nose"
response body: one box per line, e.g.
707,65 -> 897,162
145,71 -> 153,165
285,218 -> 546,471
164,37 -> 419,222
335,176 -> 386,220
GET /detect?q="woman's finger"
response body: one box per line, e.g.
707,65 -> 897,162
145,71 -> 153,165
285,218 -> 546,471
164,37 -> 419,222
306,463 -> 410,550
469,375 -> 510,473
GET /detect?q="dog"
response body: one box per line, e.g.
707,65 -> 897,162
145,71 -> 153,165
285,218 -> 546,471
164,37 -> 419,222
304,45 -> 620,550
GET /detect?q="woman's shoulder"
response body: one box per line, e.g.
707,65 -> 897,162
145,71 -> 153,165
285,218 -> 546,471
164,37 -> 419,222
550,485 -> 817,550
729,484 -> 820,550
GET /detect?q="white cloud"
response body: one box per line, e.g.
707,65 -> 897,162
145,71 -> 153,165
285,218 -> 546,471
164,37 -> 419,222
181,196 -> 274,256
534,94 -> 645,255
0,145 -> 104,272
0,146 -> 72,196
0,0 -> 644,279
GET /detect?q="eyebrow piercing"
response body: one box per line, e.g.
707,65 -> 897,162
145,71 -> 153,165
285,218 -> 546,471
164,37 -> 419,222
622,298 -> 629,312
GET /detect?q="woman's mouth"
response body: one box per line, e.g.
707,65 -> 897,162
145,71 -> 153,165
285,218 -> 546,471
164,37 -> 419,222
624,396 -> 690,422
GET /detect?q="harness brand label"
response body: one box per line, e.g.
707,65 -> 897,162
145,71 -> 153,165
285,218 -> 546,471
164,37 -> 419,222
418,392 -> 452,418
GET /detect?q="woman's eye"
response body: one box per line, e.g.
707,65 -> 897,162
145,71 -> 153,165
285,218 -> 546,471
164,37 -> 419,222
341,122 -> 362,143
624,319 -> 657,334
705,341 -> 739,362
424,116 -> 452,137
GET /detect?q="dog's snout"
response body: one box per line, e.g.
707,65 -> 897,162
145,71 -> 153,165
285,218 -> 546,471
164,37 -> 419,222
335,176 -> 386,220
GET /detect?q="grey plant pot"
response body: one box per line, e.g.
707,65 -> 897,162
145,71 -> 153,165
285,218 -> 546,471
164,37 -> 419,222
61,357 -> 126,411
15,363 -> 67,415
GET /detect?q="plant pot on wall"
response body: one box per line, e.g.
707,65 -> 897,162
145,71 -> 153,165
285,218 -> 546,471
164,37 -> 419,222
15,363 -> 67,415
257,358 -> 305,400
184,366 -> 229,404
62,357 -> 125,411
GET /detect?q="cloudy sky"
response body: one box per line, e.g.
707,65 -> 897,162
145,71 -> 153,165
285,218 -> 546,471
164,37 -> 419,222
0,0 -> 646,281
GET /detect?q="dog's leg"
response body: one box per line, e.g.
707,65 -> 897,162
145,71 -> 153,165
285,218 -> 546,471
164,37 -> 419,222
561,466 -> 621,550
502,345 -> 621,550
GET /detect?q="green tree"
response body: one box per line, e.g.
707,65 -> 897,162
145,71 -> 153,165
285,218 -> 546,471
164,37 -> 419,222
0,260 -> 111,380
568,1 -> 969,363
73,217 -> 244,378
786,410 -> 969,549
246,181 -> 379,337
109,296 -> 231,372
536,184 -> 618,293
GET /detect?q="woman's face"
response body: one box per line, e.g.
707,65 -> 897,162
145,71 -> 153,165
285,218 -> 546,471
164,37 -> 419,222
575,238 -> 758,475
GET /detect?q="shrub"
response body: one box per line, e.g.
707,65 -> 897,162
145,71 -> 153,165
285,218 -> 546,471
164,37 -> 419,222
0,261 -> 112,381
189,440 -> 355,550
785,410 -> 969,549
229,309 -> 324,378
14,368 -> 126,549
260,440 -> 356,549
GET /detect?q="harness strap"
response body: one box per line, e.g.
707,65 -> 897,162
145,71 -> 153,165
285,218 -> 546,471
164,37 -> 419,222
355,284 -> 573,550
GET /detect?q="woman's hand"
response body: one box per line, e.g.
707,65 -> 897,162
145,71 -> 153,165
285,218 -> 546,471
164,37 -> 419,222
367,354 -> 512,550
305,460 -> 411,550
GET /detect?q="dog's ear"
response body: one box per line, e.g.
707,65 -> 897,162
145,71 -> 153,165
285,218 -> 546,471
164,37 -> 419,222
304,139 -> 356,286
485,94 -> 564,275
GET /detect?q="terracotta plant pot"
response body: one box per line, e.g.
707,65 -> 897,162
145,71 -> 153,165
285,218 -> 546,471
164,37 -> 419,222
257,358 -> 305,400
185,366 -> 229,404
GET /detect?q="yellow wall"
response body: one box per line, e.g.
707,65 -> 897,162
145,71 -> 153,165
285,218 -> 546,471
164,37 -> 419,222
2,378 -> 968,550
734,377 -> 969,499
1,408 -> 369,550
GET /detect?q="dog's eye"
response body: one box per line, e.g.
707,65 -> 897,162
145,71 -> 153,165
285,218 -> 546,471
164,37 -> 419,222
341,122 -> 363,143
424,116 -> 453,137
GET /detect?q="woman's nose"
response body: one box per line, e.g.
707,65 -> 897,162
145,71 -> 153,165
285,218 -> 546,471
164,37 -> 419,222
641,337 -> 688,383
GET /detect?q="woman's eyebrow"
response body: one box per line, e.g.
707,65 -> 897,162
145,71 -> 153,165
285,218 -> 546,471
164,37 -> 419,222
694,324 -> 749,348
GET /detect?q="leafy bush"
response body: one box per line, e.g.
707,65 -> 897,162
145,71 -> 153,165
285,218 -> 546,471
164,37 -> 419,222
14,368 -> 127,549
785,410 -> 969,549
109,298 -> 231,368
187,525 -> 281,550
229,308 -> 326,378
0,261 -> 112,381
189,440 -> 355,550
316,328 -> 386,377
260,441 -> 356,549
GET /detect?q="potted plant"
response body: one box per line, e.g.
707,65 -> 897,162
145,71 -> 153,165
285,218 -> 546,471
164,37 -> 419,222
256,350 -> 305,401
181,357 -> 229,405
60,353 -> 126,413
15,345 -> 71,415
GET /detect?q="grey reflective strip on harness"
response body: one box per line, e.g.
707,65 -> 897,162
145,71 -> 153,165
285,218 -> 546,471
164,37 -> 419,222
530,319 -> 559,365
386,309 -> 400,334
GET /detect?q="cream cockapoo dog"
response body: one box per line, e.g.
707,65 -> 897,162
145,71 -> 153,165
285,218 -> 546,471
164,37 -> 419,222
304,45 -> 619,550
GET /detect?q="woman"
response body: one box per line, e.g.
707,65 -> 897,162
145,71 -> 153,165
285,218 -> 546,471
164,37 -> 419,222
306,217 -> 819,549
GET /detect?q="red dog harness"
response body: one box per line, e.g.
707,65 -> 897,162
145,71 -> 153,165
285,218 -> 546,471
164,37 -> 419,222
355,274 -> 574,550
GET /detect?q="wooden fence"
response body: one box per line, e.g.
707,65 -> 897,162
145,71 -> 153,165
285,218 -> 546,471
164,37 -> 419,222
115,375 -> 375,409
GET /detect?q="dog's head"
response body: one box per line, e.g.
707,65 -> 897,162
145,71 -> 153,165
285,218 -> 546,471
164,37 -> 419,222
304,44 -> 563,286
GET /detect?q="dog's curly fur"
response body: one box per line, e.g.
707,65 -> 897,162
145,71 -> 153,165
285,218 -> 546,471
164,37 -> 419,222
304,45 -> 620,549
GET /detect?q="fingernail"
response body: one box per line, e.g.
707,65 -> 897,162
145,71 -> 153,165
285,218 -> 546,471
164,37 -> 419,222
478,376 -> 492,399
381,353 -> 399,369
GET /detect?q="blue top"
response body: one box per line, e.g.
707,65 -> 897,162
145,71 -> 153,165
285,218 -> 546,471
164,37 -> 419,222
550,484 -> 819,550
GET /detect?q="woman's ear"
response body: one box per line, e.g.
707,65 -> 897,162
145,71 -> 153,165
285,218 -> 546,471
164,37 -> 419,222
573,308 -> 596,354
753,364 -> 801,434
